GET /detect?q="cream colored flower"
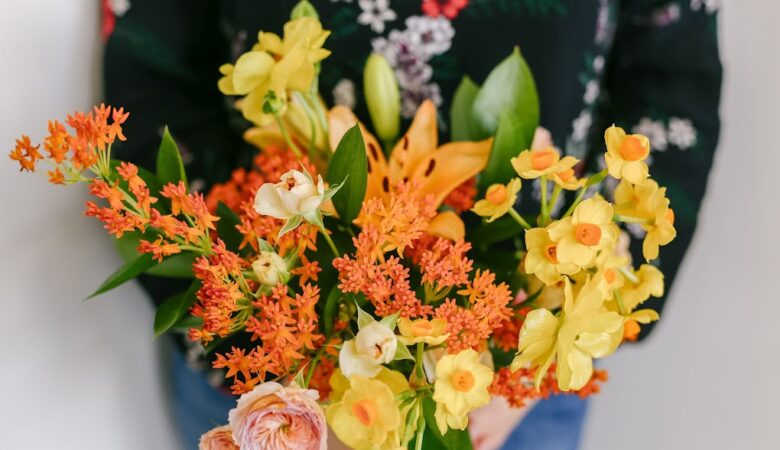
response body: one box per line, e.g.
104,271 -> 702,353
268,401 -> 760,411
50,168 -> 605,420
228,382 -> 327,450
340,321 -> 398,378
251,251 -> 289,286
255,170 -> 325,220
199,425 -> 238,450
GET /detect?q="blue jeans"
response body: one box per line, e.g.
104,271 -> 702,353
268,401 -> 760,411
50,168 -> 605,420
169,349 -> 588,449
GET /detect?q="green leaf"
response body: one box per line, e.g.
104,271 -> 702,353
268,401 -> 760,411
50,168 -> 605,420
585,169 -> 609,187
356,301 -> 375,329
471,47 -> 539,142
478,109 -> 532,190
156,126 -> 187,187
216,202 -> 243,252
153,280 -> 201,337
393,343 -> 415,362
323,287 -> 342,336
466,215 -> 526,247
379,311 -> 400,330
115,231 -> 195,278
326,125 -> 367,225
421,397 -> 474,450
87,253 -> 156,299
450,76 -> 480,141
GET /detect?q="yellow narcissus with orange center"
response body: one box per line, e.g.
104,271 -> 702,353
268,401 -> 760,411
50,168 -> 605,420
328,100 -> 492,241
472,178 -> 522,223
510,146 -> 579,179
326,376 -> 402,449
547,197 -> 617,267
397,317 -> 449,346
614,179 -> 676,261
432,349 -> 494,433
524,226 -> 580,286
604,125 -> 651,184
549,167 -> 586,191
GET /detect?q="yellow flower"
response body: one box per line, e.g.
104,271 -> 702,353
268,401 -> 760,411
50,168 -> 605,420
329,367 -> 409,403
618,264 -> 664,312
511,278 -> 623,391
590,246 -> 630,297
511,147 -> 578,179
432,349 -> 493,433
524,226 -> 580,286
397,318 -> 449,346
326,376 -> 402,449
472,178 -> 522,222
549,167 -> 586,191
614,179 -> 676,260
219,17 -> 330,127
547,197 -> 617,267
604,125 -> 651,184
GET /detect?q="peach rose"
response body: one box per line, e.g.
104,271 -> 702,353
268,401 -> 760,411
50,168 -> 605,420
199,425 -> 238,450
229,382 -> 327,450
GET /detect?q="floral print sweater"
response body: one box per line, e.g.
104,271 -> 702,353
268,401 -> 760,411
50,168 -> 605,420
104,0 -> 722,342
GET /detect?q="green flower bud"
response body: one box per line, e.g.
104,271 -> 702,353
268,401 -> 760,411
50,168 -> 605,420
364,53 -> 400,145
291,0 -> 319,20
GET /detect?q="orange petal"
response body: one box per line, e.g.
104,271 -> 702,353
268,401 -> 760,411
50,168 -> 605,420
427,211 -> 465,241
389,99 -> 438,181
411,139 -> 493,207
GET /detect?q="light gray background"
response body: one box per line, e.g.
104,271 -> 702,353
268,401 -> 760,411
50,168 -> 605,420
1,1 -> 777,449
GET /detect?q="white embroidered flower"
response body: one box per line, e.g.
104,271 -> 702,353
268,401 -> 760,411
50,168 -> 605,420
571,110 -> 593,142
667,117 -> 697,150
330,0 -> 353,3
358,0 -> 397,33
372,31 -> 432,86
332,79 -> 356,109
633,118 -> 668,151
401,82 -> 441,118
404,15 -> 455,57
691,0 -> 719,14
592,55 -> 605,74
108,0 -> 131,17
583,80 -> 600,104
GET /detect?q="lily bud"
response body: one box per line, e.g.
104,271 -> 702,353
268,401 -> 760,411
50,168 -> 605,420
291,0 -> 319,20
363,53 -> 400,145
251,251 -> 290,286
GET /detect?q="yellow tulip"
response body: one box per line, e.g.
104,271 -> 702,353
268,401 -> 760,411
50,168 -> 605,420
472,178 -> 522,223
604,125 -> 651,184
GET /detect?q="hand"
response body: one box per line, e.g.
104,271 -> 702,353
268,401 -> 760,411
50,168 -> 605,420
469,396 -> 537,450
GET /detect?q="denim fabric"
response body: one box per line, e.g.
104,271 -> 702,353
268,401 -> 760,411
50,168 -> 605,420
170,349 -> 587,450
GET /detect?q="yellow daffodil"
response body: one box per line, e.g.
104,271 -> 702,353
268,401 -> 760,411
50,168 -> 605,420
622,309 -> 660,341
524,226 -> 580,286
219,17 -> 331,127
590,246 -> 630,297
618,264 -> 664,312
547,197 -> 617,267
614,179 -> 676,260
472,178 -> 522,222
511,147 -> 578,179
432,349 -> 494,433
326,376 -> 402,449
511,278 -> 623,391
549,168 -> 586,191
329,367 -> 409,403
397,317 -> 449,346
604,125 -> 651,184
328,100 -> 492,235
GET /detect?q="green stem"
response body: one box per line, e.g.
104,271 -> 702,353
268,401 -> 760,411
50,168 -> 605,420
614,290 -> 628,316
274,112 -> 304,159
320,228 -> 340,257
508,208 -> 532,230
548,184 -> 562,219
415,410 -> 425,450
619,266 -> 640,284
613,214 -> 652,225
304,346 -> 326,387
563,186 -> 588,218
415,342 -> 425,381
540,175 -> 549,222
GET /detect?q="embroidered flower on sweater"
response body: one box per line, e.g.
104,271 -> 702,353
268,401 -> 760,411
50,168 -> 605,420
633,118 -> 668,151
667,117 -> 697,150
332,79 -> 357,109
358,0 -> 397,33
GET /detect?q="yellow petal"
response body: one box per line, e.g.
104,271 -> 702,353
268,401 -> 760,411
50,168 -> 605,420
604,125 -> 627,156
427,211 -> 466,241
244,125 -> 286,150
232,51 -> 274,94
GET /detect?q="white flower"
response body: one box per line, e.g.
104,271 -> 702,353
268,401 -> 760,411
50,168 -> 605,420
633,117 -> 668,151
667,117 -> 697,150
332,78 -> 356,109
254,170 -> 325,220
108,0 -> 131,17
358,0 -> 397,33
251,251 -> 289,286
593,55 -> 605,74
691,0 -> 719,14
583,80 -> 600,104
571,110 -> 592,142
404,15 -> 455,57
339,322 -> 398,377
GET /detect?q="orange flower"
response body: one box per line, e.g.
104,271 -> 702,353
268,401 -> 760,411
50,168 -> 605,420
43,120 -> 69,163
9,135 -> 42,172
138,236 -> 182,262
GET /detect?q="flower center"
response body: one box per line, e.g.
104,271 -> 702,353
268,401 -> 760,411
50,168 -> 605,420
544,244 -> 559,264
556,169 -> 574,182
285,177 -> 297,190
352,399 -> 378,426
485,184 -> 507,204
411,320 -> 434,337
531,148 -> 558,170
574,223 -> 601,246
451,370 -> 475,392
619,136 -> 648,161
604,268 -> 616,284
665,208 -> 675,226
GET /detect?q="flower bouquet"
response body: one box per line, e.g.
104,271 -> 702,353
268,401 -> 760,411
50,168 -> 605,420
9,2 -> 675,449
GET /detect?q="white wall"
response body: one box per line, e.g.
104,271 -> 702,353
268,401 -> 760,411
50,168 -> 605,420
0,1 -> 180,449
0,1 -> 777,450
582,2 -> 780,449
